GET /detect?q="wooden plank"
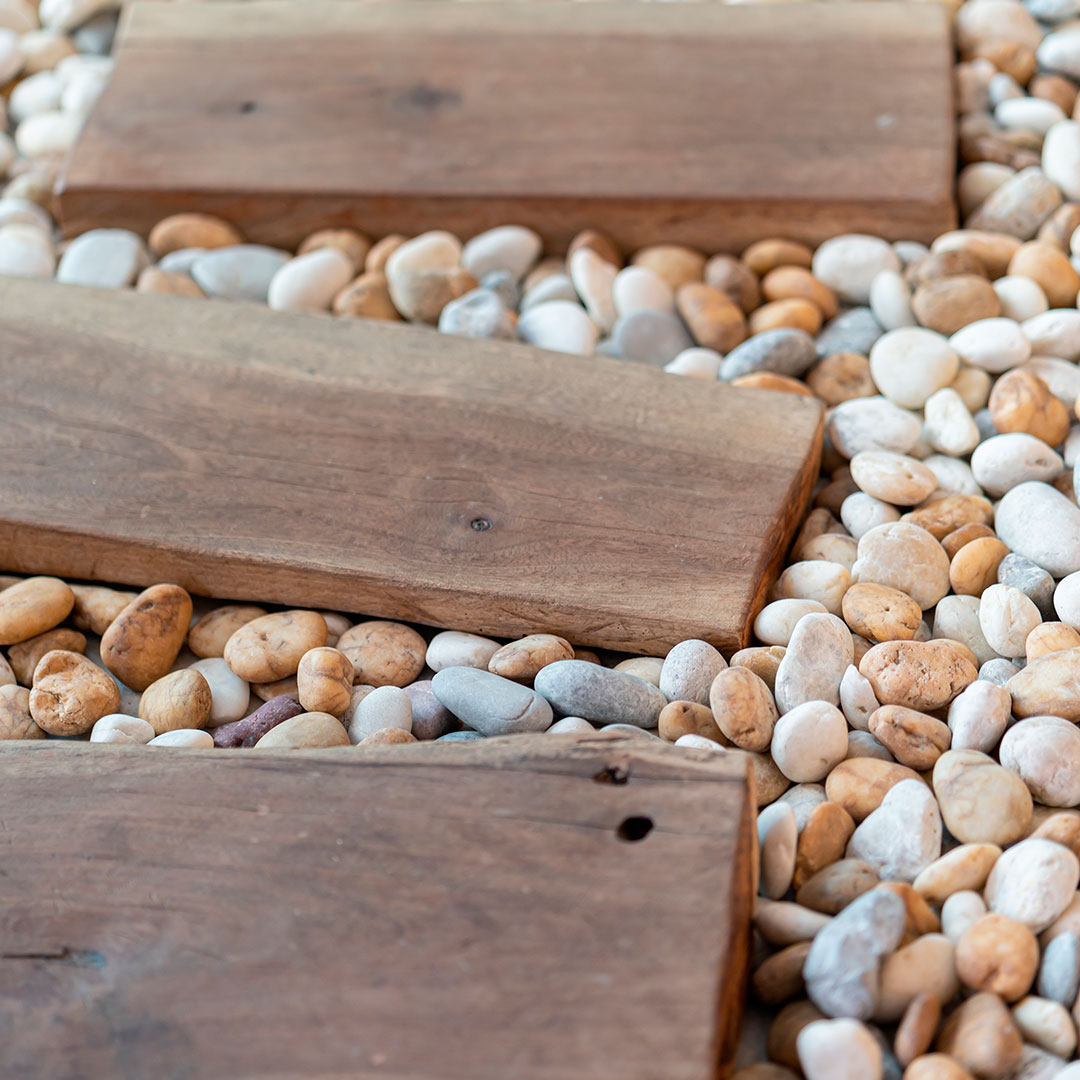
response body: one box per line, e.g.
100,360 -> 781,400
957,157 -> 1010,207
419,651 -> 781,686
0,277 -> 822,654
0,734 -> 753,1080
56,0 -> 956,250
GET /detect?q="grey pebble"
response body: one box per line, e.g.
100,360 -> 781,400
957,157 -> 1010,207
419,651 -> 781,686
659,639 -> 727,705
718,328 -> 817,380
803,887 -> 907,1019
534,659 -> 667,728
974,407 -> 998,444
157,247 -> 205,275
520,273 -> 577,311
191,245 -> 291,302
436,730 -> 485,742
431,667 -> 552,736
814,307 -> 883,359
403,679 -> 458,741
998,552 -> 1057,620
610,310 -> 694,367
979,658 -> 1024,685
73,11 -> 119,55
599,723 -> 664,740
1027,0 -> 1080,20
481,269 -> 521,310
437,288 -> 515,341
1038,930 -> 1080,1006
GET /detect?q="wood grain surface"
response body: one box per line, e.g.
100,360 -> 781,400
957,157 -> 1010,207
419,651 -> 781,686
0,733 -> 754,1080
57,0 -> 956,250
0,277 -> 822,653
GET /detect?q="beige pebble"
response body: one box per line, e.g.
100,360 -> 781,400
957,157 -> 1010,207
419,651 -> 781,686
759,802 -> 798,901
268,248 -> 355,313
795,858 -> 879,915
487,633 -> 574,682
1026,621 -> 1080,661
841,583 -> 922,642
188,604 -> 267,658
657,699 -> 725,744
794,802 -> 855,891
867,705 -> 951,770
979,583 -> 1043,659
426,630 -> 500,672
754,599 -> 829,646
223,610 -> 328,684
7,626 -> 85,686
949,537 -> 1010,598
1006,645 -> 1080,720
148,213 -> 243,257
297,227 -> 370,271
805,352 -> 876,407
912,275 -> 1001,335
850,451 -> 937,506
138,668 -> 213,735
0,576 -> 73,646
852,522 -> 950,610
99,583 -> 193,692
1009,240 -> 1080,308
934,992 -> 1022,1079
631,244 -> 705,292
336,620 -> 426,688
913,844 -> 1002,905
69,583 -> 138,636
709,666 -> 777,751
612,656 -> 664,685
956,913 -> 1039,1001
932,748 -> 1033,847
136,266 -> 205,298
730,645 -> 786,692
332,272 -> 401,320
29,650 -> 120,736
703,253 -> 760,314
1001,716 -> 1080,808
1012,995 -> 1077,1058
676,282 -> 748,353
877,934 -> 958,1023
754,898 -> 833,948
359,727 -> 417,746
147,729 -> 214,748
860,640 -> 977,711
296,647 -> 354,716
89,712 -> 154,745
824,757 -> 924,822
0,684 -> 43,739
771,701 -> 848,783
255,711 -> 349,749
569,247 -> 616,333
894,993 -> 941,1068
986,838 -> 1080,933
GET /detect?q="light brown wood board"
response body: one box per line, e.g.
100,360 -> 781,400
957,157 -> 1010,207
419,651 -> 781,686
56,0 -> 956,250
0,733 -> 754,1080
0,277 -> 823,654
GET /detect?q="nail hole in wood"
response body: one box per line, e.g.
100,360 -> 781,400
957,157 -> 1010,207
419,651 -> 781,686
593,766 -> 628,785
470,517 -> 492,532
617,816 -> 653,842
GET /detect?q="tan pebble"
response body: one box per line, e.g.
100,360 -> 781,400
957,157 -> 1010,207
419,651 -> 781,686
571,647 -> 601,665
933,748 -> 1032,846
878,881 -> 942,944
69,584 -> 138,636
188,604 -> 268,658
136,266 -> 205,298
949,537 -> 1010,597
739,748 -> 791,807
612,656 -> 663,685
0,576 -> 73,646
895,993 -> 941,1067
99,583 -> 193,692
297,228 -> 370,271
935,992 -> 1022,1078
842,582 -> 922,642
1026,621 -> 1080,661
814,472 -> 859,518
364,234 -> 406,275
795,858 -> 879,914
296,647 -> 354,717
913,844 -> 1002,904
941,523 -> 996,559
800,533 -> 858,570
1038,202 -> 1080,250
29,650 -> 120,736
731,371 -> 815,396
749,297 -> 821,336
0,684 -> 43,739
850,451 -> 937,505
956,913 -> 1039,1001
877,934 -> 959,1023
753,941 -> 811,1006
138,669 -> 213,735
7,627 -> 85,686
223,610 -> 328,684
774,560 -> 850,616
860,640 -> 977,711
148,213 -> 243,257
805,351 -> 876,407
631,244 -> 705,291
852,522 -> 951,609
703,253 -> 760,314
709,666 -> 777,751
793,507 -> 844,556
729,645 -> 786,692
336,620 -> 425,688
1030,811 -> 1080,860
675,282 -> 747,353
488,633 -> 574,681
906,249 -> 988,287
1006,646 -> 1080,720
332,271 -> 401,320
359,727 -> 417,746
254,711 -> 349,749
767,999 -> 825,1071
761,265 -> 838,320
824,757 -> 925,822
989,368 -> 1071,447
754,898 -> 832,947
900,495 -> 994,542
972,39 -> 1036,83
902,1053 -> 974,1080
388,265 -> 476,324
658,699 -> 725,744
868,705 -> 951,770
743,238 -> 814,276
1012,995 -> 1077,1057
567,228 -> 621,269
1008,241 -> 1080,308
912,275 -> 1000,335
930,229 -> 1021,277
793,802 -> 855,890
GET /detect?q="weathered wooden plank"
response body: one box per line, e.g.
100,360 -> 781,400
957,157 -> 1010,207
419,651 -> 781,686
0,277 -> 822,653
0,734 -> 754,1079
57,0 -> 956,249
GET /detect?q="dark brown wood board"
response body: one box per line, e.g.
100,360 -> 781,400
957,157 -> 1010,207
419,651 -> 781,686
0,733 -> 754,1080
56,0 -> 956,251
0,277 -> 822,654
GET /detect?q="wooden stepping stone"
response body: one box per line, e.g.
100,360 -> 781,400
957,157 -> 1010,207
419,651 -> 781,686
0,733 -> 754,1079
0,277 -> 821,653
57,0 -> 956,250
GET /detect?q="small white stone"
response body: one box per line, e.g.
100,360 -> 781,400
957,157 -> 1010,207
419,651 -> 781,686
191,245 -> 290,303
1039,26 -> 1080,80
1054,571 -> 1080,628
612,265 -> 674,318
268,248 -> 354,313
674,732 -> 722,751
774,561 -> 850,616
993,275 -> 1049,322
348,684 -> 413,743
949,317 -> 1031,374
922,454 -> 983,498
948,367 -> 993,415
546,716 -> 595,735
1023,357 -> 1080,409
868,269 -> 915,330
1022,308 -> 1080,361
8,70 -> 61,123
520,273 -> 576,311
996,97 -> 1067,135
797,1018 -> 883,1080
89,713 -> 154,745
812,234 -> 901,305
971,433 -> 1063,497
849,779 -> 942,882
753,599 -> 829,646
869,327 -> 959,409
461,225 -> 541,282
568,247 -> 616,334
60,66 -> 107,115
979,583 -> 1043,659
933,595 -> 999,667
14,108 -> 80,158
758,801 -> 797,900
947,680 -> 1010,753
659,638 -> 726,705
1000,716 -> 1080,806
425,630 -> 500,672
839,664 -> 879,731
827,396 -> 923,459
0,223 -> 54,276
664,347 -> 722,378
942,890 -> 987,942
922,387 -> 980,458
147,729 -> 214,748
1065,424 -> 1080,467
840,492 -> 900,541
770,700 -> 849,782
189,657 -> 250,726
1011,996 -> 1076,1059
517,299 -> 598,356
985,838 -> 1080,932
56,227 -> 149,288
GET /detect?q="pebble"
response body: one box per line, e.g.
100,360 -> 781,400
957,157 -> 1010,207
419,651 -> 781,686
957,913 -> 1039,1001
1012,996 -> 1077,1057
850,452 -> 937,506
942,891 -> 988,944
814,307 -> 883,359
718,328 -> 817,381
0,223 -> 54,276
348,684 -> 413,742
933,748 -> 1033,846
99,583 -> 192,692
664,347 -> 722,378
935,993 -> 1022,1079
869,269 -> 916,330
437,288 -> 515,340
913,844 -> 1002,905
828,397 -> 922,458
487,633 -> 574,683
770,701 -> 849,783
802,887 -> 907,1019
429,667 -> 551,736
426,630 -> 500,673
1055,572 -> 1080,628
610,310 -> 694,367
1043,120 -> 1080,201
189,657 -> 249,726
710,666 -> 778,750
212,694 -> 302,749
678,282 -> 747,352
222,610 -> 327,684
979,583 -> 1043,658
994,274 -> 1049,321
773,612 -> 852,713
1038,931 -> 1080,1005
546,716 -> 594,736
267,248 -> 353,313
877,934 -> 959,1023
138,669 -> 212,735
754,601 -> 829,648
794,802 -> 856,890
985,839 -> 1080,932
338,621 -> 426,687
846,778 -> 942,883
296,646 -> 353,717
923,389 -> 981,458
461,225 -> 541,282
28,649 -> 119,735
998,552 -> 1058,620
254,711 -> 349,749
797,1018 -> 883,1080
188,605 -> 267,659
569,247 -> 616,333
658,638 -> 726,705
1006,646 -> 1080,720
971,433 -> 1063,497
191,245 -> 290,302
966,166 -> 1063,237
812,234 -> 902,305
147,728 -> 214,748
89,712 -> 155,745
612,265 -> 674,317
999,482 -> 1080,578
658,700 -> 722,743
852,523 -> 951,611
947,680 -> 1011,753
1002,717 -> 1080,806
402,679 -> 456,741
1023,309 -> 1080,362
517,300 -> 598,356
148,213 -> 243,257
868,328 -> 960,410
758,802 -> 798,900
839,665 -> 879,730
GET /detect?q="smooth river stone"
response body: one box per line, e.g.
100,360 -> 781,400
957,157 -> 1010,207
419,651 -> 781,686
191,245 -> 290,302
774,612 -> 853,714
517,299 -> 598,355
995,482 -> 1080,577
56,227 -> 148,288
718,328 -> 817,380
814,307 -> 883,359
438,288 -> 515,340
533,659 -> 667,728
461,224 -> 541,282
610,310 -> 694,366
431,667 -> 552,736
267,247 -> 354,313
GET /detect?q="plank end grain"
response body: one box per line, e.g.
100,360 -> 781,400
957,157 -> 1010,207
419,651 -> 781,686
56,0 -> 956,249
0,277 -> 822,653
0,734 -> 754,1080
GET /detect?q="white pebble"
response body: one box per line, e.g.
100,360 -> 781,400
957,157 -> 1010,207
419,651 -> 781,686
993,276 -> 1049,322
348,684 -> 413,743
89,713 -> 154,745
147,729 -> 214,748
664,347 -> 722,378
869,327 -> 959,409
461,225 -> 541,282
949,317 -> 1030,374
189,657 -> 250,726
517,299 -> 598,356
612,265 -> 674,317
970,433 -> 1063,497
